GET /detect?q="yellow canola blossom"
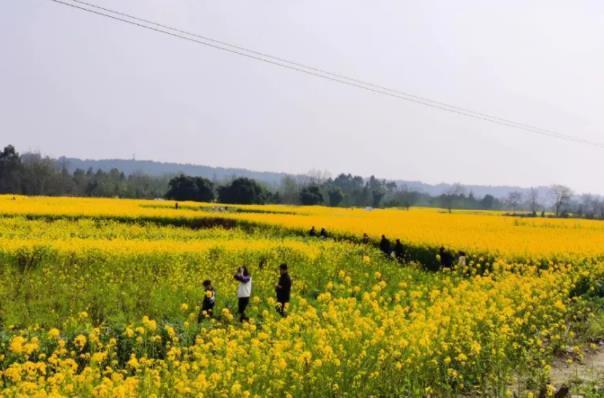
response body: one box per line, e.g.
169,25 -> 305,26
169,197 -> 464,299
2,195 -> 604,259
0,237 -> 331,258
0,263 -> 591,397
0,194 -> 603,397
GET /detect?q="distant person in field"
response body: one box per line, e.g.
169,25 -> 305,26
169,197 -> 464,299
309,226 -> 317,237
275,263 -> 292,317
457,251 -> 467,267
362,233 -> 370,244
320,228 -> 328,239
394,239 -> 405,262
444,249 -> 453,268
175,202 -> 179,209
234,266 -> 252,322
198,279 -> 216,321
439,246 -> 446,267
439,247 -> 453,268
379,235 -> 391,257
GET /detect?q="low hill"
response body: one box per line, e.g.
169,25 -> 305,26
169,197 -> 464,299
59,156 -> 550,199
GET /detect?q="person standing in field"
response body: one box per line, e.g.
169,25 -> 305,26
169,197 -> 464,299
275,263 -> 292,317
379,235 -> 391,257
234,266 -> 252,322
457,251 -> 467,267
320,228 -> 328,239
439,246 -> 453,269
309,226 -> 317,237
362,233 -> 370,244
198,279 -> 216,321
394,239 -> 405,262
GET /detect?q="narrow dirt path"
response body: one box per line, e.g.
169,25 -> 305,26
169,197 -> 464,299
550,344 -> 604,394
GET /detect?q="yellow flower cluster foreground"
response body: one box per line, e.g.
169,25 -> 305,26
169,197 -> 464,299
1,261 -> 598,397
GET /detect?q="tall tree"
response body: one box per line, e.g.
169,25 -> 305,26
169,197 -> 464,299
218,178 -> 266,204
165,175 -> 197,201
327,188 -> 344,207
480,194 -> 496,210
441,183 -> 466,213
192,177 -> 215,202
527,187 -> 540,216
505,191 -> 523,213
299,185 -> 324,205
367,175 -> 386,208
20,153 -> 57,195
279,176 -> 300,204
0,145 -> 22,193
550,185 -> 573,217
166,175 -> 215,202
398,187 -> 420,210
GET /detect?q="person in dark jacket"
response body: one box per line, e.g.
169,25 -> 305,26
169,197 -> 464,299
275,263 -> 292,317
439,246 -> 453,268
309,226 -> 317,237
198,279 -> 216,321
379,235 -> 391,257
320,228 -> 328,239
394,239 -> 405,262
362,233 -> 370,244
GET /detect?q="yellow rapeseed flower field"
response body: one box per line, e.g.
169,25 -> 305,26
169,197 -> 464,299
2,195 -> 604,259
0,195 -> 603,397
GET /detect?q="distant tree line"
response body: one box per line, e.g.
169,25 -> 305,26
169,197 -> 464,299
0,145 -> 169,198
2,144 -> 603,219
163,172 -> 506,210
166,172 -> 604,219
277,174 -> 507,211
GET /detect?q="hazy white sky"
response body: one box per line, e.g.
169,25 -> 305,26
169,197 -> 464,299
1,0 -> 603,194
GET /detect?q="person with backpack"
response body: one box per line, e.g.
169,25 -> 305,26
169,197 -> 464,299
394,239 -> 406,262
439,246 -> 453,269
198,279 -> 216,321
379,235 -> 391,257
234,266 -> 252,322
275,263 -> 292,317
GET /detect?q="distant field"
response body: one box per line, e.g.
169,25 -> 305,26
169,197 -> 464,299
0,195 -> 603,397
3,195 -> 604,259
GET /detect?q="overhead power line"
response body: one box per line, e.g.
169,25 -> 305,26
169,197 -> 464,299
46,0 -> 604,149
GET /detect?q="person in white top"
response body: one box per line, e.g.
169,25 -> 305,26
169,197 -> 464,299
457,251 -> 467,268
234,266 -> 252,322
